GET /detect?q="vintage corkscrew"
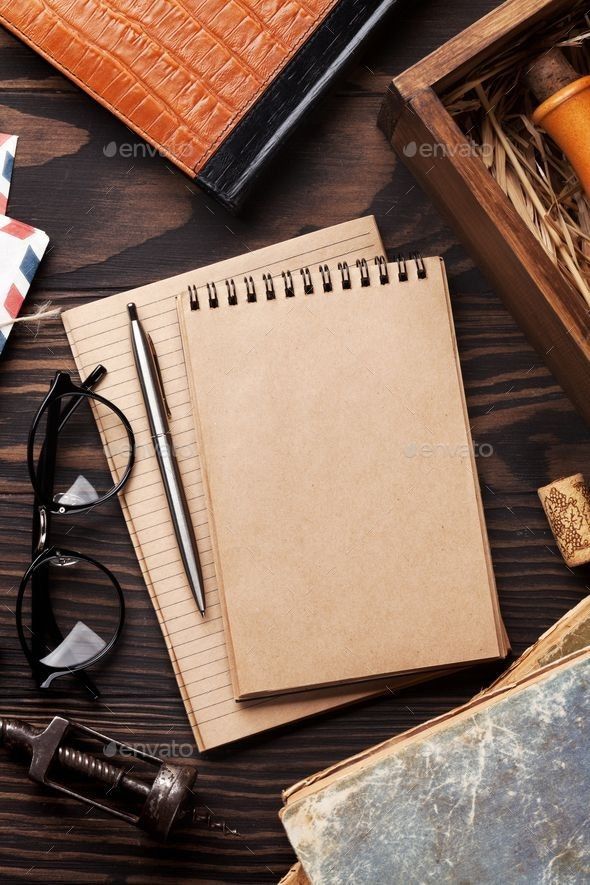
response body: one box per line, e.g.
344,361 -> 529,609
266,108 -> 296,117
0,715 -> 234,840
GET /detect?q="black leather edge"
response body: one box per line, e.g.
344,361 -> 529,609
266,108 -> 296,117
196,0 -> 400,213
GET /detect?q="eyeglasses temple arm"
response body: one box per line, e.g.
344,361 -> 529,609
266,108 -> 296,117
34,396 -> 61,554
36,365 -> 107,499
31,366 -> 106,700
56,366 -> 105,700
73,669 -> 100,700
57,364 -> 107,433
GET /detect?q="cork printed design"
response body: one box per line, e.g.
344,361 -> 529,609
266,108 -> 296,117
540,475 -> 590,566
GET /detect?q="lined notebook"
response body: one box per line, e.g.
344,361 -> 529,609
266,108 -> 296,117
178,253 -> 508,699
63,218 -> 451,751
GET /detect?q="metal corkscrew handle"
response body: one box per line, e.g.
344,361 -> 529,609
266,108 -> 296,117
0,715 -> 197,839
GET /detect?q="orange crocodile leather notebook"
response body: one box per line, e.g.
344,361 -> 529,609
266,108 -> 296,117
0,0 -> 400,210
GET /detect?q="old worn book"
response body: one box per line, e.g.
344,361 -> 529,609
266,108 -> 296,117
0,0 -> 401,210
177,253 -> 508,700
279,593 -> 590,885
282,647 -> 590,883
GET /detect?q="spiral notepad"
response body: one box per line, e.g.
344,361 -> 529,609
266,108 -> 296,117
178,251 -> 508,700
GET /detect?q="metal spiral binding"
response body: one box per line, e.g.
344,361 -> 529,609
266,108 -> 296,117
319,264 -> 332,292
187,254 -> 427,310
244,275 -> 256,302
207,282 -> 218,309
356,258 -> 370,287
338,261 -> 351,289
397,254 -> 408,282
263,272 -> 275,300
375,255 -> 389,285
188,284 -> 199,310
301,266 -> 314,294
411,252 -> 427,279
226,278 -> 237,305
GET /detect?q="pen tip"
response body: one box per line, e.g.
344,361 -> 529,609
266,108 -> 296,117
200,608 -> 206,618
127,302 -> 137,320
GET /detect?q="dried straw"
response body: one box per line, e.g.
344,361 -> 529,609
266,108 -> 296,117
444,3 -> 590,308
0,301 -> 60,330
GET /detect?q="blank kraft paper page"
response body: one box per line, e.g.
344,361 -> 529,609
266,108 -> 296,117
62,218 -> 432,751
178,257 -> 507,699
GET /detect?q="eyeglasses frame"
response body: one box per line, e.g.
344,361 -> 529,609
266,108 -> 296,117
16,368 -> 135,698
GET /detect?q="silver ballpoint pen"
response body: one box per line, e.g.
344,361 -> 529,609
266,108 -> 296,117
127,302 -> 206,616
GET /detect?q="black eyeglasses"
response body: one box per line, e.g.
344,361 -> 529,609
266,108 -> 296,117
17,368 -> 135,699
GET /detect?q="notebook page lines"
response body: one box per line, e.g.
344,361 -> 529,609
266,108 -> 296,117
65,290 -> 288,729
62,297 -> 243,729
63,227 -> 382,348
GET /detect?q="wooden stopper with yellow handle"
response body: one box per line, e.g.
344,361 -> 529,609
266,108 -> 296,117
526,49 -> 590,197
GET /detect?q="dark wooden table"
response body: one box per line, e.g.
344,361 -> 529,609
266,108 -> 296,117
1,1 -> 589,881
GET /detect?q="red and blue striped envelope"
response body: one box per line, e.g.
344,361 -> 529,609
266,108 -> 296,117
0,133 -> 49,355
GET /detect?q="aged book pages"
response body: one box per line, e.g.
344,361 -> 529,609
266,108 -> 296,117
492,593 -> 590,688
281,646 -> 590,883
279,863 -> 310,885
280,596 -> 590,884
62,217 -> 450,750
178,256 -> 507,699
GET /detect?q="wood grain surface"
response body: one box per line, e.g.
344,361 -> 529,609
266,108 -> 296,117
1,0 -> 589,882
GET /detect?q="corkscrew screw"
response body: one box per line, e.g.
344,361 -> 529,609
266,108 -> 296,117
0,715 -> 207,840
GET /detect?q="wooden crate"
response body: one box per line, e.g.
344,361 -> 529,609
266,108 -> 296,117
379,0 -> 590,423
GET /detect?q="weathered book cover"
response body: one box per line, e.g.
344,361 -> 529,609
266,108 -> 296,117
281,646 -> 590,883
279,595 -> 590,884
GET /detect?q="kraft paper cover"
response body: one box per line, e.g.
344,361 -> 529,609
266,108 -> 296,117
178,256 -> 507,699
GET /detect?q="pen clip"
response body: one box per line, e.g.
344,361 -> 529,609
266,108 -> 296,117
148,334 -> 171,420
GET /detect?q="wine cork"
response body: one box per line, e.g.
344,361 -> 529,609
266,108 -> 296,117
526,48 -> 579,104
538,473 -> 590,567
